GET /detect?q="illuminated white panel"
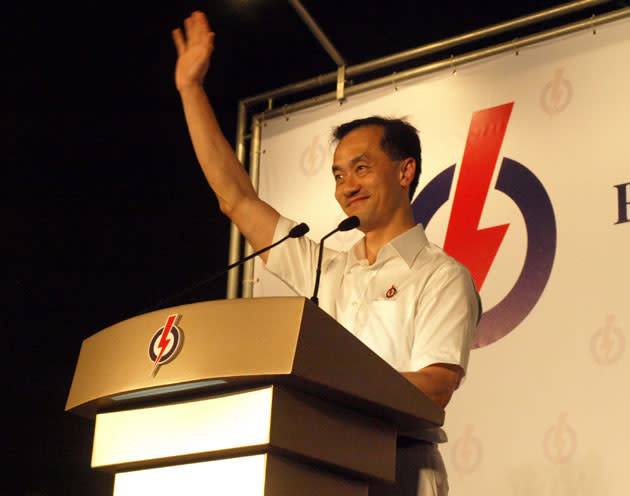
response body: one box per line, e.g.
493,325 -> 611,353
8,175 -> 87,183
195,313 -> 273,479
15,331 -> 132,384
113,454 -> 267,496
92,387 -> 273,467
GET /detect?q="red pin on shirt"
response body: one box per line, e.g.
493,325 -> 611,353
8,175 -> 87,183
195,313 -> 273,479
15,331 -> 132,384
386,285 -> 397,298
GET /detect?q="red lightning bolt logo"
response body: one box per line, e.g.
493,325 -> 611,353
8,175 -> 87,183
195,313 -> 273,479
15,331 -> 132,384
444,103 -> 514,290
152,314 -> 178,376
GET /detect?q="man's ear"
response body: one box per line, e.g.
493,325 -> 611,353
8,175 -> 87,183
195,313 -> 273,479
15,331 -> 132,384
399,158 -> 416,188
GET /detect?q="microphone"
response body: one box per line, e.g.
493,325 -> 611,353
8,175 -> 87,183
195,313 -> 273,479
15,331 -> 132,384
311,216 -> 360,306
148,222 -> 310,311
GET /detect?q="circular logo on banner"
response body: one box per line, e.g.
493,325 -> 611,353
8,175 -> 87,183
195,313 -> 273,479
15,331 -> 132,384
452,425 -> 483,474
590,314 -> 626,365
540,69 -> 573,115
149,314 -> 183,374
413,103 -> 557,348
300,135 -> 326,176
543,412 -> 577,464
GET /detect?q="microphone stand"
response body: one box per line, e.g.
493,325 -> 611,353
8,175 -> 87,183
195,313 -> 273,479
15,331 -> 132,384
311,216 -> 360,306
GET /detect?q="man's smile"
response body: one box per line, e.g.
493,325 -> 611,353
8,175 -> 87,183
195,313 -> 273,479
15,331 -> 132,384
346,195 -> 370,208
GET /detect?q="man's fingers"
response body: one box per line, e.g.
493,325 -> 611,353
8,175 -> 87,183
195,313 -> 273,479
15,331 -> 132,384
189,11 -> 211,45
174,12 -> 214,57
183,15 -> 194,45
195,10 -> 212,35
172,28 -> 185,56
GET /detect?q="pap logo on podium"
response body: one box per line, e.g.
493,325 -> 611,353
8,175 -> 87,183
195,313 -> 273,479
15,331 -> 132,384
149,314 -> 183,376
413,102 -> 557,348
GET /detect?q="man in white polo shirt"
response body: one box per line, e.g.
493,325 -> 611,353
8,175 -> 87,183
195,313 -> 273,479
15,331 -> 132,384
173,11 -> 479,495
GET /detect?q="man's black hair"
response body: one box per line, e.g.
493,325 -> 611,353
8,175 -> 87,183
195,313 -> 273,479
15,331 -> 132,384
332,116 -> 421,201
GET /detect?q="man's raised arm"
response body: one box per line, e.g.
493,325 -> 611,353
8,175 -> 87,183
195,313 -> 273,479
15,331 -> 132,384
172,11 -> 279,261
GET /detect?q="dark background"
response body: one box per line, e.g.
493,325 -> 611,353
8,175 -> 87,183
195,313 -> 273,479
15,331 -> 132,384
4,1 -> 620,494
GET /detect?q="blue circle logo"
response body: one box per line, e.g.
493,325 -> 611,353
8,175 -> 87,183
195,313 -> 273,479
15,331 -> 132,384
412,103 -> 557,348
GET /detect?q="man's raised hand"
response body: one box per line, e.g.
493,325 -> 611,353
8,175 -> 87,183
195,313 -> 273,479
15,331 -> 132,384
172,11 -> 215,92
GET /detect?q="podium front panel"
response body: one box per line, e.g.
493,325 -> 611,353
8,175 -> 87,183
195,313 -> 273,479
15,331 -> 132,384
66,298 -> 443,432
113,454 -> 368,496
93,385 -> 396,481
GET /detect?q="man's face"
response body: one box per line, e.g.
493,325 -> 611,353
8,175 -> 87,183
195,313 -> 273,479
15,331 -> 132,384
332,125 -> 408,233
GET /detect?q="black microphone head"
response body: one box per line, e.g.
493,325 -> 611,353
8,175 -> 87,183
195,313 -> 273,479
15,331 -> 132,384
288,222 -> 310,238
337,216 -> 360,232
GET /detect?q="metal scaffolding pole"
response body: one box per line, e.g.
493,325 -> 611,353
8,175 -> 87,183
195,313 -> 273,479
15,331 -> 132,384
287,0 -> 346,67
241,116 -> 262,298
226,102 -> 248,299
256,6 -> 630,121
242,0 -> 613,106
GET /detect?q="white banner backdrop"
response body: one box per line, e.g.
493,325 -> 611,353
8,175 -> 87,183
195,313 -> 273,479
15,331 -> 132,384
254,16 -> 630,495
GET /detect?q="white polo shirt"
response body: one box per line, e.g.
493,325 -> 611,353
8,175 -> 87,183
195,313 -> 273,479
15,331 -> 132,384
266,216 -> 479,374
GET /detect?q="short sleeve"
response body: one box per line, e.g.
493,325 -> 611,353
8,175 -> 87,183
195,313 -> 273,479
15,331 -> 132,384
410,262 -> 479,373
264,216 -> 319,297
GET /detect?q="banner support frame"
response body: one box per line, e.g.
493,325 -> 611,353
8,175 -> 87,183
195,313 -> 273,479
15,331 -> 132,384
227,0 -> 629,298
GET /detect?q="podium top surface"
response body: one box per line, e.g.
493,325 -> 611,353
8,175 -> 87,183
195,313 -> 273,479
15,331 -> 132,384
66,297 -> 443,431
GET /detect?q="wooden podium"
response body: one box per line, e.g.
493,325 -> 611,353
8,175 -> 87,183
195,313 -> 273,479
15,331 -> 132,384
66,297 -> 443,495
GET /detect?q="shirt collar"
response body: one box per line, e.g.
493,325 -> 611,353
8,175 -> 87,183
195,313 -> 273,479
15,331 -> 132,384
389,224 -> 429,267
346,224 -> 429,269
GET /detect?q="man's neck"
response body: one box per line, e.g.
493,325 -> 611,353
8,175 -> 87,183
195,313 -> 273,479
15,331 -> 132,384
363,209 -> 416,265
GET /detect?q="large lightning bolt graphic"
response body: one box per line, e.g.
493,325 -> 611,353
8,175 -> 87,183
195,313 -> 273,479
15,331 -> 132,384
443,103 -> 513,290
152,314 -> 178,376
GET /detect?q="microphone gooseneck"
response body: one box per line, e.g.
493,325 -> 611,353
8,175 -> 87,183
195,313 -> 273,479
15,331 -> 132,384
311,216 -> 361,306
148,222 -> 310,312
